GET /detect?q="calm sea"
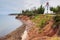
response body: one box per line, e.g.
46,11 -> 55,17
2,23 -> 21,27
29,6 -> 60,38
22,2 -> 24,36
0,15 -> 22,37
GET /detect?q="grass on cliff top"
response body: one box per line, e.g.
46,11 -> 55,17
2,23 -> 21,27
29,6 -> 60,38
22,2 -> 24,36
31,14 -> 53,28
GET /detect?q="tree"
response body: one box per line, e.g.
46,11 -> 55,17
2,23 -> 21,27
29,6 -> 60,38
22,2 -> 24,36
37,5 -> 45,14
50,6 -> 60,14
57,6 -> 60,14
50,7 -> 57,13
22,10 -> 25,13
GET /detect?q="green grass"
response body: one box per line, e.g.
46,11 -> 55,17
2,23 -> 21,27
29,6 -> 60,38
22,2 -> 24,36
30,14 -> 60,39
31,14 -> 53,29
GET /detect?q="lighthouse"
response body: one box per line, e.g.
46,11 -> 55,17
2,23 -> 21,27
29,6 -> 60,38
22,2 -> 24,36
44,2 -> 53,14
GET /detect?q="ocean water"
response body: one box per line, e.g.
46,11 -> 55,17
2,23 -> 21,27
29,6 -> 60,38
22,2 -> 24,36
0,15 -> 22,37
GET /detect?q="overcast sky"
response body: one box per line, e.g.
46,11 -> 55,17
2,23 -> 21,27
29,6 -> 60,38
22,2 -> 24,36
0,0 -> 60,15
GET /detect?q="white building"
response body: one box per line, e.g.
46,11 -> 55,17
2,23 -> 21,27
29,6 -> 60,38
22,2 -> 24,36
44,2 -> 53,14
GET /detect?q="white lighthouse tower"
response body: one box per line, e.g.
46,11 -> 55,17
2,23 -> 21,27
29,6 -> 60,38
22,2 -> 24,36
44,2 -> 53,14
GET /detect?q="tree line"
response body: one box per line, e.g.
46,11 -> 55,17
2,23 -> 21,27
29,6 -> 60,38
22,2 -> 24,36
50,6 -> 60,14
21,5 -> 60,16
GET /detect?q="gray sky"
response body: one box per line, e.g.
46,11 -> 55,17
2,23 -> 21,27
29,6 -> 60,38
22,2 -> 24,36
0,0 -> 60,15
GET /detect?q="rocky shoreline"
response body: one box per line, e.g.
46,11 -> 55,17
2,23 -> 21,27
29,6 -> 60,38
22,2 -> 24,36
0,24 -> 26,40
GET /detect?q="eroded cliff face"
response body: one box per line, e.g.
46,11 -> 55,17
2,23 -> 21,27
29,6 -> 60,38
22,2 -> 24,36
16,15 -> 60,40
0,15 -> 60,40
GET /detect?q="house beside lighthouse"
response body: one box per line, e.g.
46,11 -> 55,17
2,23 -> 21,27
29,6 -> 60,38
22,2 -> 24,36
44,2 -> 53,14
